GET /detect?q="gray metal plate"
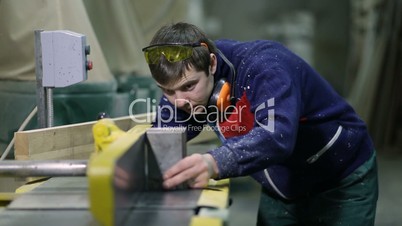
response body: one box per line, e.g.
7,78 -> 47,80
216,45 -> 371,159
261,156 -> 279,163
123,209 -> 194,226
8,177 -> 88,209
146,127 -> 187,174
134,189 -> 202,209
0,209 -> 196,226
0,210 -> 99,226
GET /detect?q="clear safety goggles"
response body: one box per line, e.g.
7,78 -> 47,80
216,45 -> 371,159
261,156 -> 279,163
142,42 -> 206,64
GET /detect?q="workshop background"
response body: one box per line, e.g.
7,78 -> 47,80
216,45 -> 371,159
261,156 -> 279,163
0,0 -> 401,225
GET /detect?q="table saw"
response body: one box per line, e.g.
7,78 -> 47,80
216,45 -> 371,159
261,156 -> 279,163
0,120 -> 231,226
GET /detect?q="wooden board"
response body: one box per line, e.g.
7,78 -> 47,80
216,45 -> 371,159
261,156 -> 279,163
14,113 -> 218,160
14,114 -> 150,160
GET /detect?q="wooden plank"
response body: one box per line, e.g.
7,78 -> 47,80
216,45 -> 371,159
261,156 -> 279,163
14,112 -> 218,160
14,113 -> 152,160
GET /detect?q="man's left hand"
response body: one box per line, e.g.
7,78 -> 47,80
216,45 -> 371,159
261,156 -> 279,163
163,153 -> 218,189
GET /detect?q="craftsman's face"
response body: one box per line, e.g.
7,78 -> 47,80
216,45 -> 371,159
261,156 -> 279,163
157,67 -> 215,114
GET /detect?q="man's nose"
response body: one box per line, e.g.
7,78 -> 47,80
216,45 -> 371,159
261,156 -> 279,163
174,92 -> 190,108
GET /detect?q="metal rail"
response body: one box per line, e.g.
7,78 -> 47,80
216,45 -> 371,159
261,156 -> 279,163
0,160 -> 87,177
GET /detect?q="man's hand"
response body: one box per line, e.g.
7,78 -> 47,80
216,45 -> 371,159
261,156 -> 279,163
163,153 -> 219,189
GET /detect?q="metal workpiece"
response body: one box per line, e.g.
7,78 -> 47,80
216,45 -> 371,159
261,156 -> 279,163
146,127 -> 187,174
146,127 -> 187,190
112,127 -> 188,226
87,125 -> 191,226
0,160 -> 87,177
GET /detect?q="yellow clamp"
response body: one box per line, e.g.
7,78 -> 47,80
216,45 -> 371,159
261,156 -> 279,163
92,118 -> 127,153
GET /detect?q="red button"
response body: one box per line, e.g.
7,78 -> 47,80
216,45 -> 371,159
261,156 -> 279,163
86,60 -> 93,70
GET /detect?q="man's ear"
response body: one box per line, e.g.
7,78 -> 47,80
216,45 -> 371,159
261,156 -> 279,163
210,53 -> 217,75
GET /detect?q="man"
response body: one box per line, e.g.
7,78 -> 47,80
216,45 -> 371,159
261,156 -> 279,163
142,22 -> 378,225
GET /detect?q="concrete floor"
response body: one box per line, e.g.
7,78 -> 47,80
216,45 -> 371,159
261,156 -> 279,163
226,149 -> 402,226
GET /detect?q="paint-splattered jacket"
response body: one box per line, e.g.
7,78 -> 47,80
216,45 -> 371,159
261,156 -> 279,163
153,39 -> 374,199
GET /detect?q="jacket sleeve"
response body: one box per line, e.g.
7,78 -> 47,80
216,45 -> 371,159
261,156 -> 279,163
208,66 -> 302,179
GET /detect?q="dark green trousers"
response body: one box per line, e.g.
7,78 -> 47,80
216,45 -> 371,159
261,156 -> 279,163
257,153 -> 378,226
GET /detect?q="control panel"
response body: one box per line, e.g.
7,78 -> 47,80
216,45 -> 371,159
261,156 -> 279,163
41,30 -> 92,87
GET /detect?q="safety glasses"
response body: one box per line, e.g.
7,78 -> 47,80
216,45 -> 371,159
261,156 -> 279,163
142,42 -> 205,64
